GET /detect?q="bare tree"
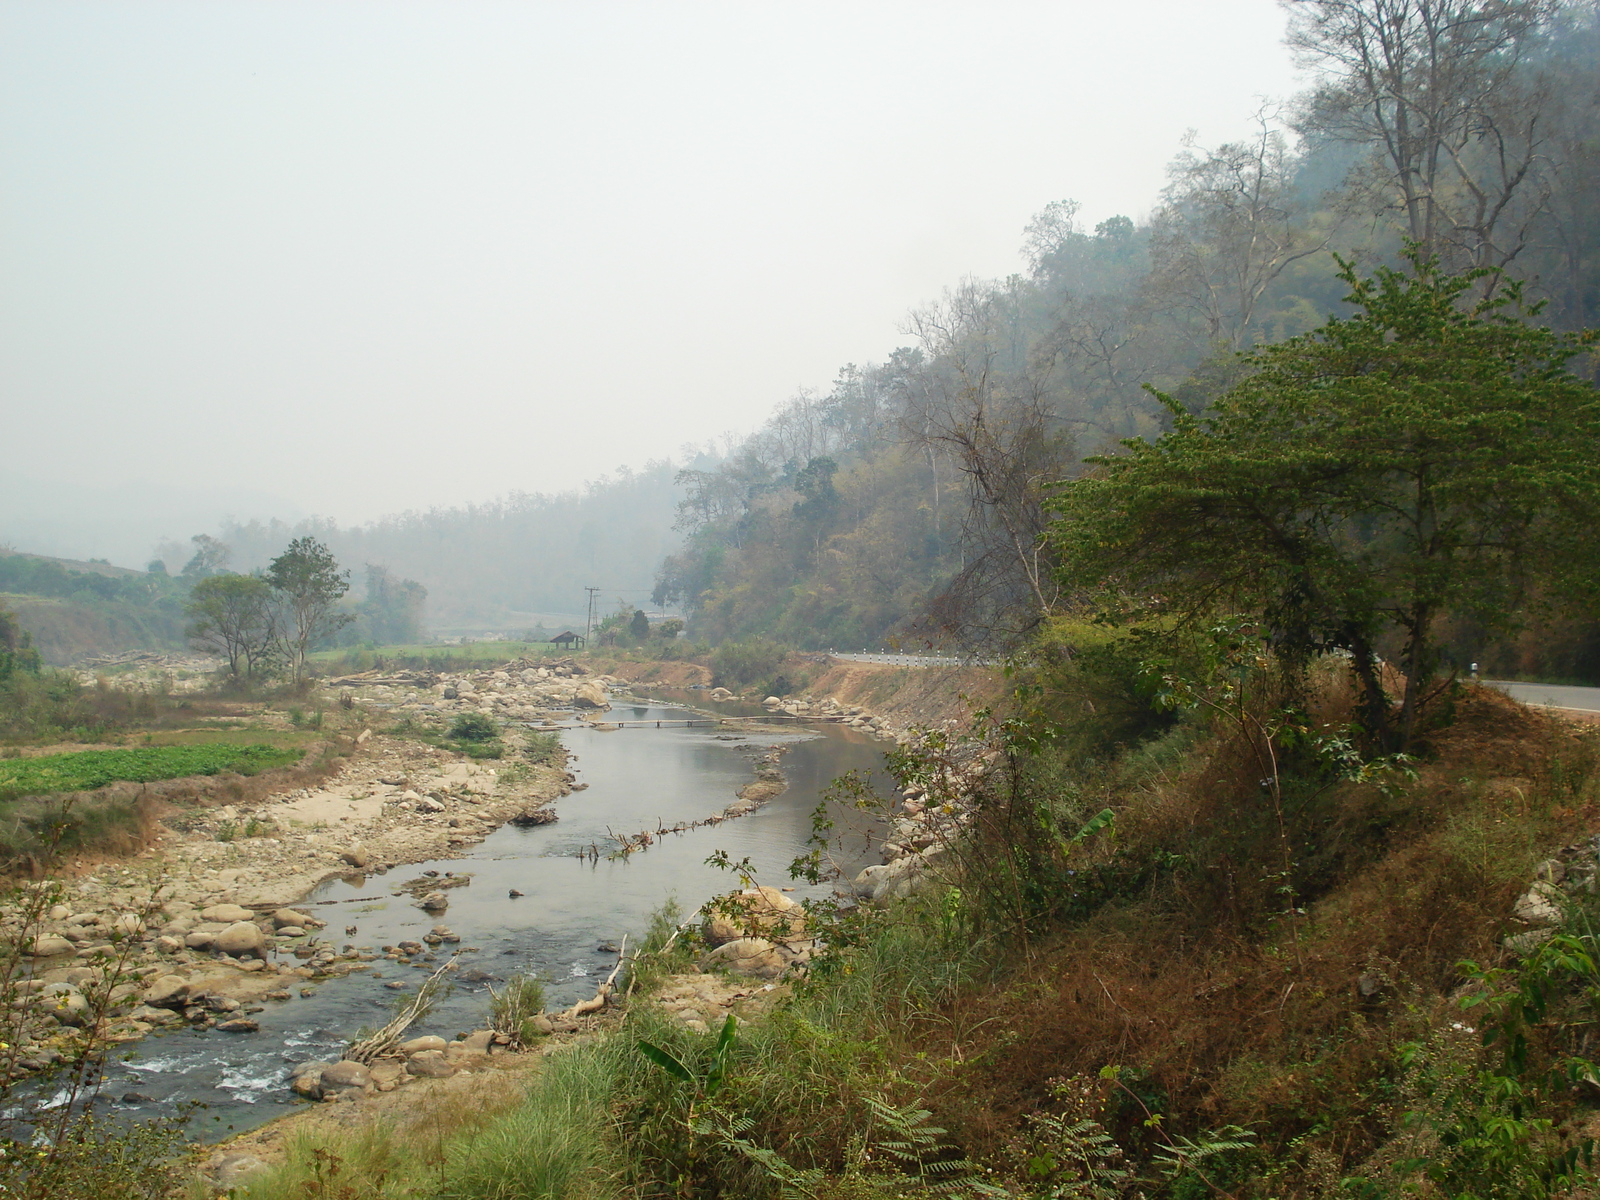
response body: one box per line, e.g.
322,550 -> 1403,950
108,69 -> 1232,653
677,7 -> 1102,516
1148,109 -> 1334,350
1287,0 -> 1557,273
899,282 -> 1075,650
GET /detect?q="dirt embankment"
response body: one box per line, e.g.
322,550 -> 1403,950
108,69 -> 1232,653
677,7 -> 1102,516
590,657 -> 713,688
793,658 -> 1003,734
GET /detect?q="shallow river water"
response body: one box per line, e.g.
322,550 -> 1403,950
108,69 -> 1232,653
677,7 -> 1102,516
85,696 -> 891,1140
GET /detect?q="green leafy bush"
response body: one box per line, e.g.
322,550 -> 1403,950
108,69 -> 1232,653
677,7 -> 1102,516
450,712 -> 499,742
709,639 -> 789,694
489,974 -> 548,1046
523,731 -> 562,765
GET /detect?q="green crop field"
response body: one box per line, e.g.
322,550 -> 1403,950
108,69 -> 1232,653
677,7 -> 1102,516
0,743 -> 303,801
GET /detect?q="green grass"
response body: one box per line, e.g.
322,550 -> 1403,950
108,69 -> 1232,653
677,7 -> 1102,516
0,742 -> 303,801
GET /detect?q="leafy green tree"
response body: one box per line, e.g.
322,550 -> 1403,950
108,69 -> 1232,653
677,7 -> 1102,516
0,604 -> 40,683
266,537 -> 352,682
185,573 -> 277,679
362,564 -> 427,645
630,608 -> 650,641
1051,254 -> 1600,750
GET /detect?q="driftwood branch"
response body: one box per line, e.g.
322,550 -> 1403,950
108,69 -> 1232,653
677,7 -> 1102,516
568,935 -> 627,1019
347,955 -> 458,1063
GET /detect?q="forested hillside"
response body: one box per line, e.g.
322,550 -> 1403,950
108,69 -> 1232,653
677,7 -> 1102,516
655,1 -> 1600,667
0,551 -> 185,663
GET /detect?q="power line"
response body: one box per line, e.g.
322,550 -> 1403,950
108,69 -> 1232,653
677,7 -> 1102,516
583,586 -> 601,645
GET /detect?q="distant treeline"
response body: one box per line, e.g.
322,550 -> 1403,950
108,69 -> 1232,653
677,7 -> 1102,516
197,462 -> 683,629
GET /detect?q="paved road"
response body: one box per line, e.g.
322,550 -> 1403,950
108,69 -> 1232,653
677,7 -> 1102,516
829,651 -> 977,668
1485,680 -> 1600,712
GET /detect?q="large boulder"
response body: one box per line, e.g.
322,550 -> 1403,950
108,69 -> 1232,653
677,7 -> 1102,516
400,1035 -> 448,1056
215,921 -> 267,959
405,1050 -> 457,1078
141,975 -> 190,1008
704,887 -> 806,946
319,1061 -> 373,1091
703,937 -> 788,980
573,682 -> 609,710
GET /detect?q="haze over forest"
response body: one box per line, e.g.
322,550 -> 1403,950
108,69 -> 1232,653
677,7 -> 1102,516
5,0 -> 1599,656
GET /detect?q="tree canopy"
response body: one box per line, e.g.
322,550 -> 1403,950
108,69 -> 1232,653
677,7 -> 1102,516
266,537 -> 352,682
1050,253 -> 1600,749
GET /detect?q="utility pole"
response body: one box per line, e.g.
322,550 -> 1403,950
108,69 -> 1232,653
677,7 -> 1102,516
583,586 -> 600,647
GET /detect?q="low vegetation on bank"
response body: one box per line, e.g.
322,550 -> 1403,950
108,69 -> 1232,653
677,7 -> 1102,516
178,631 -> 1599,1200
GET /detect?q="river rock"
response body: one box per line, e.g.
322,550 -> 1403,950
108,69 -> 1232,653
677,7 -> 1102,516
129,1004 -> 181,1026
708,687 -> 735,702
142,975 -> 190,1008
851,847 -> 947,904
418,795 -> 447,813
319,1061 -> 373,1090
400,1035 -> 448,1056
185,930 -> 217,951
26,935 -> 74,958
41,985 -> 89,1026
573,682 -> 609,710
290,1069 -> 324,1099
201,904 -> 255,924
112,913 -> 145,937
703,937 -> 788,980
418,892 -> 448,912
154,936 -> 183,954
273,909 -> 317,929
215,921 -> 267,959
1514,880 -> 1563,926
216,1018 -> 260,1033
704,887 -> 805,946
405,1050 -> 457,1077
340,846 -> 370,869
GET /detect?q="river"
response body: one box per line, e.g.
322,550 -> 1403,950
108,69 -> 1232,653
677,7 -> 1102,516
78,694 -> 891,1141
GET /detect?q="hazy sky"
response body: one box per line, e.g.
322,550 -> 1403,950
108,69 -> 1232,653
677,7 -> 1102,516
2,0 -> 1302,562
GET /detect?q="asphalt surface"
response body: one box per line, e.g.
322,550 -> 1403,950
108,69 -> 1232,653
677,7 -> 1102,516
828,651 -> 977,667
1485,680 -> 1600,713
